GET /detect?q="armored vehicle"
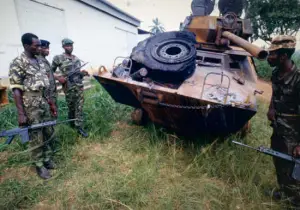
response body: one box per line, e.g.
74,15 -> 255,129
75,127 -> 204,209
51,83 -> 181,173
94,0 -> 267,137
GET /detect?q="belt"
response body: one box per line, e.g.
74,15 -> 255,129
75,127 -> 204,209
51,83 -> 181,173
276,113 -> 300,117
23,91 -> 43,97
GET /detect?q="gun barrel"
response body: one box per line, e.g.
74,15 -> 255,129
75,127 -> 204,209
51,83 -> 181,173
232,140 -> 259,151
222,31 -> 268,60
232,140 -> 300,165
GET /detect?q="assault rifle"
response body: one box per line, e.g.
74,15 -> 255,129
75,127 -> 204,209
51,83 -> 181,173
0,119 -> 78,145
232,141 -> 300,181
67,62 -> 89,85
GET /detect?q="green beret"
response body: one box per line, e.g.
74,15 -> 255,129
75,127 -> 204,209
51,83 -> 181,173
62,38 -> 74,46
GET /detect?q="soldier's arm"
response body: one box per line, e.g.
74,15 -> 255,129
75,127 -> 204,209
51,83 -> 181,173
267,71 -> 276,122
9,59 -> 27,126
78,58 -> 89,76
293,80 -> 300,156
51,56 -> 66,84
51,55 -> 60,73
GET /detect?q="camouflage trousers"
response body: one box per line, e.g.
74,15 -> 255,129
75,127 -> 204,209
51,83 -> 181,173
65,87 -> 84,128
271,130 -> 300,205
23,96 -> 55,167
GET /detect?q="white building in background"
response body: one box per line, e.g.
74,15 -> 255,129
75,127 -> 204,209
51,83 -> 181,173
0,0 -> 148,86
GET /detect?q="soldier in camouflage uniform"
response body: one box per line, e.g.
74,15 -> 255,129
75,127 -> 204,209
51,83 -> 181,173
267,35 -> 300,207
9,33 -> 57,179
39,40 -> 57,110
38,40 -> 59,153
51,38 -> 89,138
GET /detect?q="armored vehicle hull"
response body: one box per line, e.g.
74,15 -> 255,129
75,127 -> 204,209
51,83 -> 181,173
94,47 -> 259,136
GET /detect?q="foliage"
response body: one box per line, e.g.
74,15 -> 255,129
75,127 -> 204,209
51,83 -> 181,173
149,18 -> 166,35
245,0 -> 300,42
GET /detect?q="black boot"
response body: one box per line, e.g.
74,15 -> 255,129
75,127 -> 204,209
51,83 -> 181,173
264,188 -> 284,200
44,160 -> 56,170
36,166 -> 51,179
78,128 -> 88,138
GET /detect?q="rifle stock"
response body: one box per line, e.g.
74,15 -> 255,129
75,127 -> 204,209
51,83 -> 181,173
0,119 -> 78,145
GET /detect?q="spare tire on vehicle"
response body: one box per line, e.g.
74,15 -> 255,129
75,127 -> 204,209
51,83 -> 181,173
130,31 -> 197,84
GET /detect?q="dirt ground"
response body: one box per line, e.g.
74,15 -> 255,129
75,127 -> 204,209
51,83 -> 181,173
256,79 -> 272,102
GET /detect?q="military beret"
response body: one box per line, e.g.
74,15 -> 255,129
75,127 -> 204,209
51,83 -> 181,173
62,38 -> 74,46
40,39 -> 50,48
268,35 -> 296,51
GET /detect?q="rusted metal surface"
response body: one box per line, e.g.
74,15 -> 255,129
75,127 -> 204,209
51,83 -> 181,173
93,3 -> 267,137
94,73 -> 256,135
222,31 -> 268,59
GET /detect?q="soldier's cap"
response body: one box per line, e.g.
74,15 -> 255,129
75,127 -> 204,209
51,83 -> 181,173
62,38 -> 74,46
40,39 -> 50,48
268,35 -> 296,52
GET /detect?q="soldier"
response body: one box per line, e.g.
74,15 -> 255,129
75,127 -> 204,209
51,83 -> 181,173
266,35 -> 300,207
9,33 -> 57,179
39,40 -> 57,110
51,38 -> 89,138
39,40 -> 59,153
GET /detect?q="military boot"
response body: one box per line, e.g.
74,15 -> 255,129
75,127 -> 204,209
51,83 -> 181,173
36,166 -> 51,179
264,188 -> 284,200
77,127 -> 88,138
44,160 -> 56,170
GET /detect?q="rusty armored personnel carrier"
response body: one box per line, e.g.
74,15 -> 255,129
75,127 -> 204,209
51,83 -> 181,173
94,0 -> 267,137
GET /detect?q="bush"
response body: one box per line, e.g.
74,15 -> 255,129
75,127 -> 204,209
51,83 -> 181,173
253,59 -> 272,80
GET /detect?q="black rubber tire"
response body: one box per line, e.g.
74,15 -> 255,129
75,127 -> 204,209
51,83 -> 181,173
147,61 -> 196,84
130,31 -> 197,73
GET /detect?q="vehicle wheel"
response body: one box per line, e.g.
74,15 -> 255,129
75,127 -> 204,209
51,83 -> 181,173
131,108 -> 148,125
240,121 -> 251,138
130,31 -> 197,72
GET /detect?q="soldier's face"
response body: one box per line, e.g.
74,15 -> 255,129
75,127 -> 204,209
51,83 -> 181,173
63,44 -> 73,54
267,51 -> 280,67
27,38 -> 41,56
41,47 -> 50,56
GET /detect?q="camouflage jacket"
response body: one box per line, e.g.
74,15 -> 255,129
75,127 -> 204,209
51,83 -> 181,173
271,62 -> 300,137
51,53 -> 83,89
38,56 -> 57,101
9,52 -> 50,107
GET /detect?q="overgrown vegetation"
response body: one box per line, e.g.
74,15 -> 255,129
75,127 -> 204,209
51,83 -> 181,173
245,0 -> 300,42
0,81 -> 296,209
254,54 -> 300,80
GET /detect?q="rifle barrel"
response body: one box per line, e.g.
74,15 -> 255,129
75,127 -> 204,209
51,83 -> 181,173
232,140 -> 259,151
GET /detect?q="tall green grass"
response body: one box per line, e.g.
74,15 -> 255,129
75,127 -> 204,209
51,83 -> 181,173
0,81 -> 294,210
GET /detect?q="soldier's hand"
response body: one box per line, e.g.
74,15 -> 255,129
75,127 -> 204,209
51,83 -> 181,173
81,70 -> 89,76
49,103 -> 58,118
18,114 -> 28,126
293,146 -> 300,158
58,76 -> 66,84
267,109 -> 275,121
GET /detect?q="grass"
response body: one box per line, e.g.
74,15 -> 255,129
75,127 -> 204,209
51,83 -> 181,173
0,79 -> 293,210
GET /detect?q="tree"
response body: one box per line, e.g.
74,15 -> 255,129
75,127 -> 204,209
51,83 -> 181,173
149,18 -> 166,35
245,0 -> 300,43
